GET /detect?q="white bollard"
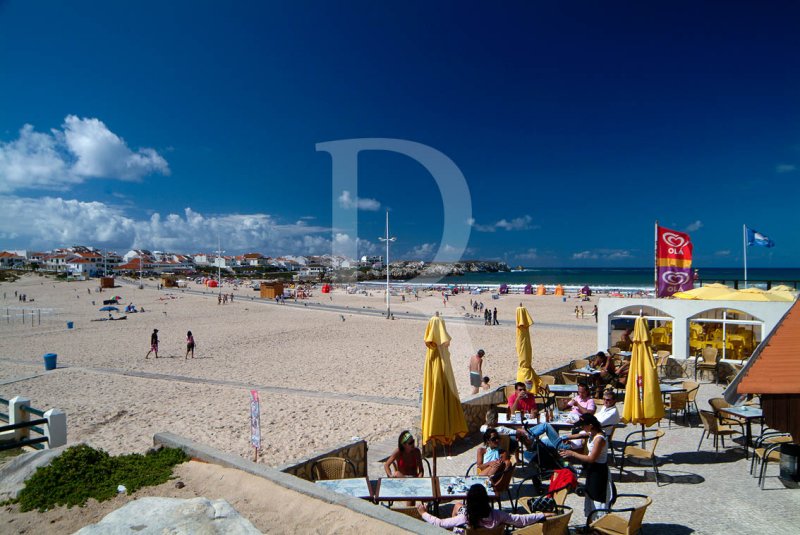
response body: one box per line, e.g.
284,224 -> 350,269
43,408 -> 67,448
8,396 -> 31,442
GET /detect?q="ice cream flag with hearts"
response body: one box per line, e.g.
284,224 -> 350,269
655,225 -> 694,297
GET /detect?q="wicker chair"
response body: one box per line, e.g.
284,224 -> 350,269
572,359 -> 590,370
539,375 -> 556,387
496,384 -> 518,415
696,347 -> 719,382
586,494 -> 652,535
561,372 -> 580,385
618,429 -> 665,485
389,505 -> 423,520
750,431 -> 793,484
655,350 -> 671,379
311,457 -> 357,481
464,525 -> 506,535
697,410 -> 739,453
515,505 -> 573,535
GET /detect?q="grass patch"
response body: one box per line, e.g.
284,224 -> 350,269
16,444 -> 188,512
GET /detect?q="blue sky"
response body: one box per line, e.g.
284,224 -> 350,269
1,1 -> 798,267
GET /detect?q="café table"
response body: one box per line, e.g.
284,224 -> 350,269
315,477 -> 374,500
437,476 -> 496,501
375,477 -> 438,503
719,405 -> 763,458
550,383 -> 683,395
497,412 -> 575,430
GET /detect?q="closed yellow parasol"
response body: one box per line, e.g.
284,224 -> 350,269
622,317 -> 664,427
515,304 -> 541,392
421,313 -> 468,475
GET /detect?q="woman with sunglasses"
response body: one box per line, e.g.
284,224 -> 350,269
477,428 -> 512,481
417,483 -> 552,531
384,430 -> 424,477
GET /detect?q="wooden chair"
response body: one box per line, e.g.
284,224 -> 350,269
586,494 -> 652,535
697,410 -> 739,453
696,346 -> 719,382
618,429 -> 665,485
311,457 -> 357,481
515,505 -> 573,535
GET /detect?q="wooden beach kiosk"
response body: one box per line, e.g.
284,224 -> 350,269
260,282 -> 284,299
100,277 -> 115,289
160,275 -> 179,288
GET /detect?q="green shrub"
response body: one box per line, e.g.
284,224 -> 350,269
17,444 -> 188,512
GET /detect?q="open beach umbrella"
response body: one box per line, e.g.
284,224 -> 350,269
622,317 -> 664,432
421,313 -> 468,475
713,287 -> 794,302
99,306 -> 119,312
515,304 -> 541,392
672,283 -> 731,300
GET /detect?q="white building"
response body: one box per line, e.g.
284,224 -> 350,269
597,297 -> 795,362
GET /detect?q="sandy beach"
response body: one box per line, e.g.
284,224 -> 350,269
0,274 -> 597,531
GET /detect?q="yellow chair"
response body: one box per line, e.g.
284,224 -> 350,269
311,457 -> 357,481
618,430 -> 665,485
586,494 -> 652,535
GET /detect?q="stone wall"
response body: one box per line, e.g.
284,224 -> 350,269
278,439 -> 368,481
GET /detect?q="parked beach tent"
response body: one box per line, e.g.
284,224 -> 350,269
581,285 -> 592,296
206,280 -> 218,288
499,284 -> 509,295
537,284 -> 546,296
321,284 -> 331,293
524,284 -> 533,294
554,285 -> 565,296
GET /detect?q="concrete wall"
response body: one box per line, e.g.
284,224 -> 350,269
597,298 -> 793,359
278,439 -> 368,481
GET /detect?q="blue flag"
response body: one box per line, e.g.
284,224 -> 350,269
746,226 -> 775,248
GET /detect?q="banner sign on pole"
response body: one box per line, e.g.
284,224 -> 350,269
249,390 -> 261,450
656,226 -> 693,297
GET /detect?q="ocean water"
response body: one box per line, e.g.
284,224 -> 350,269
404,267 -> 800,292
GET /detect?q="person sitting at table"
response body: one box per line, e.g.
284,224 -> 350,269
481,409 -> 523,460
416,483 -> 552,531
567,382 -> 596,416
615,359 -> 630,387
476,428 -> 513,482
384,430 -> 424,477
593,351 -> 617,395
508,382 -> 538,416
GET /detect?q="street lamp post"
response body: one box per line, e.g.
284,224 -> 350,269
217,236 -> 224,296
378,210 -> 396,319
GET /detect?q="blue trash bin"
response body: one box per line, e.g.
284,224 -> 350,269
67,321 -> 74,329
43,353 -> 58,371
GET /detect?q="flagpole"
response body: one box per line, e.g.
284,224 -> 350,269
743,224 -> 748,289
654,221 -> 659,296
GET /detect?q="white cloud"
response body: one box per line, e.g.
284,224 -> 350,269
685,220 -> 703,232
776,164 -> 796,173
0,195 -> 366,256
571,249 -> 632,261
0,116 -> 169,193
471,214 -> 533,232
337,190 -> 381,211
407,242 -> 435,258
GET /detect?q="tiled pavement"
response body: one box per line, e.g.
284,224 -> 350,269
372,381 -> 800,534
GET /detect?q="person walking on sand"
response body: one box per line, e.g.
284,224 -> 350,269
492,307 -> 499,325
580,305 -> 585,319
592,304 -> 598,323
469,349 -> 486,395
185,330 -> 195,359
146,329 -> 159,359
